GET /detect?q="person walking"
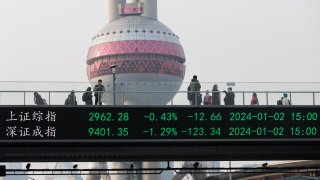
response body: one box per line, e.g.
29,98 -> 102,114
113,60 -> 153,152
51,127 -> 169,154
65,90 -> 77,105
223,87 -> 235,105
82,87 -> 93,105
212,84 -> 220,105
188,75 -> 201,105
250,92 -> 259,105
94,79 -> 105,105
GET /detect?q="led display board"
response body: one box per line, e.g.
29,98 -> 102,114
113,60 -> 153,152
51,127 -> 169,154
1,106 -> 319,143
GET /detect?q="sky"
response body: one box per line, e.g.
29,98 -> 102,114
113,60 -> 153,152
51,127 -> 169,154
0,0 -> 320,179
0,0 -> 320,83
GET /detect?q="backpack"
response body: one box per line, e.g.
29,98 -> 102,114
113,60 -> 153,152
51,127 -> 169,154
187,86 -> 192,100
277,100 -> 282,105
82,93 -> 87,102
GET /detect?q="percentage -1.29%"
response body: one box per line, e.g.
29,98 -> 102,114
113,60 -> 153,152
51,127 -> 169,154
143,127 -> 178,137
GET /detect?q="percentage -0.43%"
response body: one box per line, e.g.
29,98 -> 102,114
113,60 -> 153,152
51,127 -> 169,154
143,112 -> 179,122
143,127 -> 179,137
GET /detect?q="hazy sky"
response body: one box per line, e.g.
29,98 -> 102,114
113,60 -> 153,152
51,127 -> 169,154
0,0 -> 320,83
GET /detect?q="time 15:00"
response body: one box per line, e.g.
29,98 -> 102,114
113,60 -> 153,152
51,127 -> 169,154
291,112 -> 318,121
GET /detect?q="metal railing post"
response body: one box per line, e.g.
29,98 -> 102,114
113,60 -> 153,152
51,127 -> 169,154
122,92 -> 124,105
49,91 -> 51,105
313,92 -> 315,105
23,91 -> 26,105
266,92 -> 269,105
242,92 -> 245,105
195,91 -> 198,106
289,92 -> 292,104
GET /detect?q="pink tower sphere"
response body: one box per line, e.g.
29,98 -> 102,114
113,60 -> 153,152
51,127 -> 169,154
86,16 -> 185,105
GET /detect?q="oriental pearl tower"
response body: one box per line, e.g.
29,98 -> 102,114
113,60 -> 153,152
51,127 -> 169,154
86,0 -> 185,106
86,0 -> 185,180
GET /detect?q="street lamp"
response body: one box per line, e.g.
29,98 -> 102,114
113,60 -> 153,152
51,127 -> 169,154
26,163 -> 31,171
110,64 -> 117,105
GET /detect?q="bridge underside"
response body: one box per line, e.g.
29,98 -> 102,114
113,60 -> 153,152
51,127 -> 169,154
1,142 -> 320,162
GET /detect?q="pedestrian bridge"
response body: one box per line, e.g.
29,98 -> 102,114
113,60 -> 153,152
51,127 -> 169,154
1,81 -> 320,105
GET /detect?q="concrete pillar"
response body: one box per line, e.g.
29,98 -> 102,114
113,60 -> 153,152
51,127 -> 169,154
5,163 -> 27,180
171,161 -> 210,180
109,0 -> 126,22
127,0 -> 139,3
142,162 -> 161,180
141,0 -> 157,20
86,162 -> 110,180
109,162 -> 134,180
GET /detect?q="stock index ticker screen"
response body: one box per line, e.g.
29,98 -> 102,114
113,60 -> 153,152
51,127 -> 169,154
0,106 -> 320,142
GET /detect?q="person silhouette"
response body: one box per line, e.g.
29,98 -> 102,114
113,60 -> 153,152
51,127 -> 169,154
94,79 -> 105,105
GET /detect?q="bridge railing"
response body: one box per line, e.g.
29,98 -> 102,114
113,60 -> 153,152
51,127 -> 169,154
1,81 -> 320,105
0,90 -> 320,106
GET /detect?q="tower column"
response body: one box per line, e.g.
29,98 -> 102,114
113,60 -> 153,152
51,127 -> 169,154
109,162 -> 134,180
109,0 -> 126,22
141,0 -> 157,20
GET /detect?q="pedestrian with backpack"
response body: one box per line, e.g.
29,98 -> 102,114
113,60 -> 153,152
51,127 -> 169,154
34,92 -> 48,105
65,90 -> 77,106
82,87 -> 93,105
